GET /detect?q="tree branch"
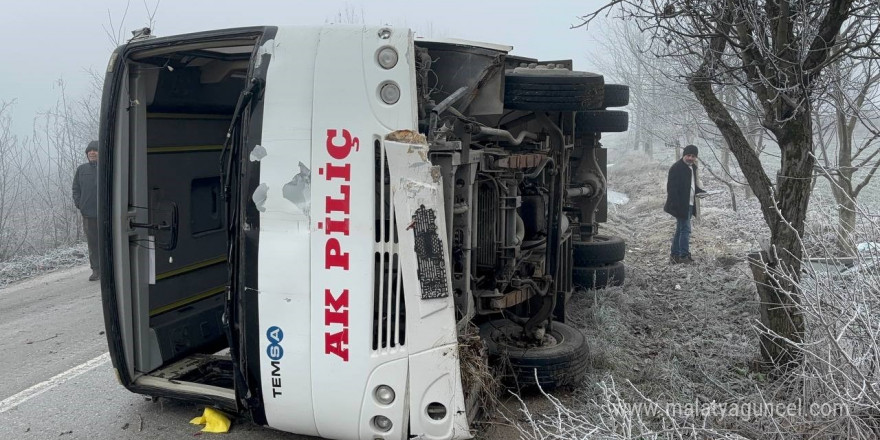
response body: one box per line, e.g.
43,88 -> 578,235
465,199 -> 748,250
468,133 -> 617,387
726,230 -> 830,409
853,155 -> 880,197
687,3 -> 779,229
803,0 -> 857,76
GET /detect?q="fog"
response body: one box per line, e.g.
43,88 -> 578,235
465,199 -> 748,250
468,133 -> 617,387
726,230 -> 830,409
0,0 -> 611,139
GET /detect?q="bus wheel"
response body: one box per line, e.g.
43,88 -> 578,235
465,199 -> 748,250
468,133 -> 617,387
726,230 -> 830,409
573,235 -> 626,266
504,68 -> 604,112
573,261 -> 626,289
575,110 -> 629,135
602,84 -> 630,107
480,319 -> 589,390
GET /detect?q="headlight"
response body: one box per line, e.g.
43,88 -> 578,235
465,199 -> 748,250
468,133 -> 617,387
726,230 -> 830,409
379,82 -> 401,105
374,385 -> 395,405
372,415 -> 393,432
377,47 -> 399,69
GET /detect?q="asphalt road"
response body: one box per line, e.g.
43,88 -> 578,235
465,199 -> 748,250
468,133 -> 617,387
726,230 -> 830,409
0,266 -> 311,439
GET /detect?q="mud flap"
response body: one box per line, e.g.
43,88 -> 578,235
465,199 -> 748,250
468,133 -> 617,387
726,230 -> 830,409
384,136 -> 470,440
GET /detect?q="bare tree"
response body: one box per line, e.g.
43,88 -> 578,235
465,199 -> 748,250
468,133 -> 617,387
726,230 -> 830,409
103,0 -> 132,47
14,79 -> 100,252
0,4 -> 130,263
103,0 -> 160,46
326,4 -> 365,25
814,52 -> 880,256
589,19 -> 699,158
0,101 -> 25,260
590,18 -> 759,214
581,0 -> 880,367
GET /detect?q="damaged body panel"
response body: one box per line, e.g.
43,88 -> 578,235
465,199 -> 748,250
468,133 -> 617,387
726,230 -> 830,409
100,24 -> 626,440
385,138 -> 468,438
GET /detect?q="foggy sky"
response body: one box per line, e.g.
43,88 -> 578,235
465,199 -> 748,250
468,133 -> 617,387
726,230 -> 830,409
0,0 -> 612,139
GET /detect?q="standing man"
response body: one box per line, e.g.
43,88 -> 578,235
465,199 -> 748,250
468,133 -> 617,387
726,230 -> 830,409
73,141 -> 100,281
664,144 -> 705,264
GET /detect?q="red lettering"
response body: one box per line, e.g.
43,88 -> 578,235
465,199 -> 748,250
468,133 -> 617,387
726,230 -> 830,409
325,129 -> 359,160
324,289 -> 349,362
325,238 -> 350,270
324,217 -> 349,236
322,127 -> 356,363
326,185 -> 350,215
325,308 -> 349,326
325,329 -> 349,361
324,288 -> 349,311
324,162 -> 351,181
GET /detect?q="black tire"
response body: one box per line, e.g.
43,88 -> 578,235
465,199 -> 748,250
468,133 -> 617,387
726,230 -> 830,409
575,110 -> 629,135
480,319 -> 589,390
573,261 -> 625,289
505,70 -> 604,111
573,235 -> 626,266
603,84 -> 630,107
505,89 -> 597,97
505,71 -> 604,86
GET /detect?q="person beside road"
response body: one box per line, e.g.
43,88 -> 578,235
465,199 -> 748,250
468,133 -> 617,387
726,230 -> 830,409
72,141 -> 100,281
664,144 -> 706,264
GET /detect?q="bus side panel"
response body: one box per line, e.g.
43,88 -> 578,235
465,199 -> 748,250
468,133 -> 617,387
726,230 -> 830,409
256,27 -> 321,436
308,26 -> 418,439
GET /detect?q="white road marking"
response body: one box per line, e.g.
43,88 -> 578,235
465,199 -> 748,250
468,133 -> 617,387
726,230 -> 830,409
0,352 -> 110,413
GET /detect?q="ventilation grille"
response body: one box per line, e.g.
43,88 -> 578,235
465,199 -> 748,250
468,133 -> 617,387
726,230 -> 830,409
476,180 -> 498,267
372,140 -> 406,351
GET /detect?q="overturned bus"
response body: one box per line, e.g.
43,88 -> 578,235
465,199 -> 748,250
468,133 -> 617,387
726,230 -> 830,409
98,25 -> 629,440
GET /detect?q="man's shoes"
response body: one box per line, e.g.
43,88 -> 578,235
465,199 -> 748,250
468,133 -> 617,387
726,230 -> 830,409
88,270 -> 100,281
670,255 -> 694,265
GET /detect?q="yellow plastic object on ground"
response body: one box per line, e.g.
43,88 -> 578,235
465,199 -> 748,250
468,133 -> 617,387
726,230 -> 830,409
190,407 -> 232,433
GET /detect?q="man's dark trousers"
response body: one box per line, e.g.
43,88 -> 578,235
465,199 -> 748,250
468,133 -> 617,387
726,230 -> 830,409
83,217 -> 99,272
671,206 -> 693,257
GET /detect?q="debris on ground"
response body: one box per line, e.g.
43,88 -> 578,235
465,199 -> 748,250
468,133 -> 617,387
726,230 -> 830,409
190,407 -> 232,434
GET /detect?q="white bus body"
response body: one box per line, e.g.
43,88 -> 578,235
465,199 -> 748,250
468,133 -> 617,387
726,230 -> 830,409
99,24 -> 626,440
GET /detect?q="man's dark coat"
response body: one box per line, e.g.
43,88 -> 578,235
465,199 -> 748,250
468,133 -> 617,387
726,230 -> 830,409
72,162 -> 98,218
663,159 -> 705,219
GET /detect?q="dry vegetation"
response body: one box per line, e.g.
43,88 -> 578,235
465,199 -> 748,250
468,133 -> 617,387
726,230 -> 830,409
0,243 -> 89,289
0,80 -> 99,263
481,147 -> 880,439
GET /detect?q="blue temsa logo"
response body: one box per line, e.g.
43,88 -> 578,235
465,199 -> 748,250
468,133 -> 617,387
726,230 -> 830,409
266,326 -> 284,398
266,326 -> 284,360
